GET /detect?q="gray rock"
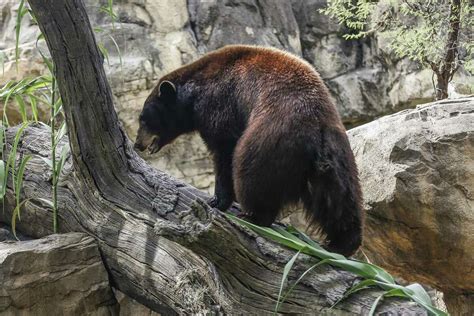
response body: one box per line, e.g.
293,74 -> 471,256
0,233 -> 118,315
0,0 -> 455,194
0,228 -> 14,242
0,224 -> 31,242
114,290 -> 160,316
348,97 -> 474,296
188,0 -> 301,54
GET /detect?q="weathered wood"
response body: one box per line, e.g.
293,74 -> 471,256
0,0 -> 428,314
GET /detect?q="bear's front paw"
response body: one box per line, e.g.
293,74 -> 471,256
207,195 -> 232,211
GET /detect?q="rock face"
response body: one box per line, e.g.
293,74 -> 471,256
348,97 -> 474,312
4,0 -> 470,193
0,233 -> 118,315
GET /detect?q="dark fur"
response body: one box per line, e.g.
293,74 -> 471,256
135,45 -> 364,256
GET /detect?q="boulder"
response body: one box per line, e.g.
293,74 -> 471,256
115,290 -> 160,316
188,0 -> 301,54
348,97 -> 474,314
0,233 -> 118,315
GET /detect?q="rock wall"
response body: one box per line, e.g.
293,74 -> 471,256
3,0 -> 467,193
348,97 -> 474,314
0,233 -> 119,315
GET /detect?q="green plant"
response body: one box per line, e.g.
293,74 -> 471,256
0,76 -> 51,124
321,0 -> 472,100
227,214 -> 447,316
0,122 -> 32,237
48,75 -> 69,233
8,0 -> 122,233
100,0 -> 118,30
15,0 -> 28,71
5,0 -> 118,234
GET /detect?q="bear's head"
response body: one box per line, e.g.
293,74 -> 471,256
134,80 -> 192,154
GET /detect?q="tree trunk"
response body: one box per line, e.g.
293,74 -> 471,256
0,0 -> 428,314
436,73 -> 450,100
435,0 -> 461,100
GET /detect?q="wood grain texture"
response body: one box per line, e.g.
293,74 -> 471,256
0,0 -> 427,314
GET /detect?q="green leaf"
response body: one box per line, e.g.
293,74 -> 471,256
226,214 -> 446,316
53,98 -> 62,118
0,125 -> 4,155
98,42 -> 110,65
28,94 -> 39,122
15,155 -> 31,204
227,214 -> 343,261
106,33 -> 123,73
278,259 -> 330,312
11,199 -> 29,239
368,294 -> 384,316
54,144 -> 70,183
15,0 -> 27,71
329,259 -> 395,284
331,279 -> 378,309
7,122 -> 30,188
54,122 -> 68,146
0,160 -> 6,199
286,226 -> 325,250
275,250 -> 301,313
406,283 -> 432,306
14,95 -> 27,122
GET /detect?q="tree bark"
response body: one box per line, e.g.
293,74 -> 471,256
0,0 -> 428,314
435,0 -> 461,100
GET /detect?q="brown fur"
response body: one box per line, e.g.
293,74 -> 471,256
135,45 -> 364,256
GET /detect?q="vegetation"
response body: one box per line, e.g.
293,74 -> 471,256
322,0 -> 473,100
0,0 -> 119,234
229,215 -> 447,316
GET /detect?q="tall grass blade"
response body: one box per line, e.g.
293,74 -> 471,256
7,122 -> 30,187
11,199 -> 28,239
55,122 -> 67,146
15,0 -> 27,71
98,42 -> 110,65
330,279 -> 378,309
0,160 -> 6,200
277,259 -> 330,313
328,259 -> 395,284
0,125 -> 4,155
15,155 -> 31,206
275,250 -> 301,313
107,33 -> 123,74
286,226 -> 325,250
54,144 -> 70,185
29,95 -> 38,122
227,215 -> 446,315
14,95 -> 27,122
368,294 -> 384,316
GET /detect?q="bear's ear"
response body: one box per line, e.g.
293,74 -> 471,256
159,80 -> 176,100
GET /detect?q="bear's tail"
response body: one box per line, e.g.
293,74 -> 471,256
303,128 -> 364,257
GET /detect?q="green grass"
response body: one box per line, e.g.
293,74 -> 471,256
227,214 -> 447,316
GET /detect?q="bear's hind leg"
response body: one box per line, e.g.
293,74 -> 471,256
232,126 -> 303,227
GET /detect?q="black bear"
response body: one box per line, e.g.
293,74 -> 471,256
134,45 -> 363,256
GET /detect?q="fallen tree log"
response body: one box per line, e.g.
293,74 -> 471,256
0,0 -> 427,314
